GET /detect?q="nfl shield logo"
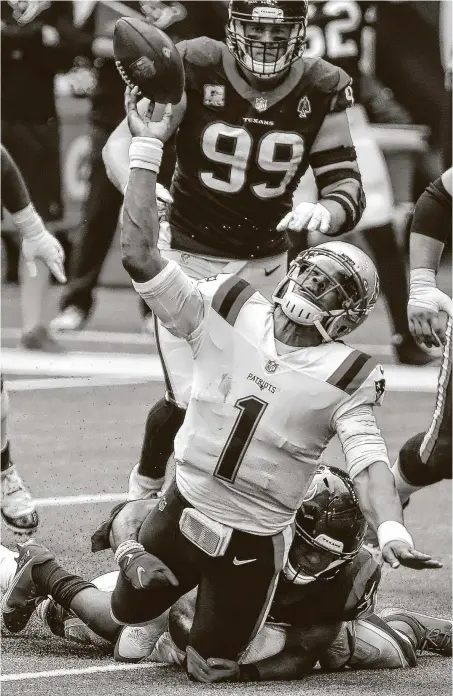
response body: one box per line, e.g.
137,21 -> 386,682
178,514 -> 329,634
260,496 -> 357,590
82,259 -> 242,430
297,96 -> 311,118
162,47 -> 171,59
265,360 -> 278,374
203,85 -> 225,107
158,495 -> 167,511
254,96 -> 268,112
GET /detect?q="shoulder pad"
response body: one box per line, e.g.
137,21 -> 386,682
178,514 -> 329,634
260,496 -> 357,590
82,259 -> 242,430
303,58 -> 352,95
177,37 -> 223,68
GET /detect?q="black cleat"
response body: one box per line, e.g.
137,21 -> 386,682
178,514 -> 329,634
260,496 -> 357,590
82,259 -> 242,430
1,539 -> 53,633
380,608 -> 452,656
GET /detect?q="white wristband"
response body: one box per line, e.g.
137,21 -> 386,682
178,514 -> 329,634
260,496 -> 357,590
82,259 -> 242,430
129,136 -> 163,174
114,539 -> 144,564
410,268 -> 437,289
377,520 -> 414,551
11,203 -> 46,240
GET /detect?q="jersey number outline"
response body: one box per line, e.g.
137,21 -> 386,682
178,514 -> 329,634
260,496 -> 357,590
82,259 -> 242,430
200,122 -> 305,198
305,1 -> 362,59
214,395 -> 268,484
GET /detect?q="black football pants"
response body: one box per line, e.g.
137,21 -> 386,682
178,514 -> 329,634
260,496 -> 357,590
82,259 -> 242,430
111,480 -> 291,660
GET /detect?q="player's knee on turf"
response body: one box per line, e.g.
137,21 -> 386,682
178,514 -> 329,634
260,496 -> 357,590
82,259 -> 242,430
348,617 -> 416,669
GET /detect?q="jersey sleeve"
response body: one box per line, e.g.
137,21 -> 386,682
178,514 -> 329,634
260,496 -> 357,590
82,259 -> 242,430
344,549 -> 381,620
331,363 -> 390,479
132,261 -> 204,341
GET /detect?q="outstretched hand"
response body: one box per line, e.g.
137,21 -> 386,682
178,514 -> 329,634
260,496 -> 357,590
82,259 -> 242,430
382,540 -> 442,570
125,86 -> 173,143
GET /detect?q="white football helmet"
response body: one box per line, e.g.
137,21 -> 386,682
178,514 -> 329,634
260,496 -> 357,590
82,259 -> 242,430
273,241 -> 379,341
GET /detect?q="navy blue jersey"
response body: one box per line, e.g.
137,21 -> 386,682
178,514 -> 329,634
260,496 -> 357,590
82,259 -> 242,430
169,37 -> 354,259
269,547 -> 381,627
304,1 -> 377,102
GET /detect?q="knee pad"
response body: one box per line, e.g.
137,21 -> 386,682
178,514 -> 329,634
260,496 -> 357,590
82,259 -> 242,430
349,616 -> 415,669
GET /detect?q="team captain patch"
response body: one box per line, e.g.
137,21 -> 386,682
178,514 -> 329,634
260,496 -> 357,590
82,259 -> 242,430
203,84 -> 225,107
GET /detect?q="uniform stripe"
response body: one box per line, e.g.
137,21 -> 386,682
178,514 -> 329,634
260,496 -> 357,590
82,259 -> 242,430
420,319 -> 452,463
316,169 -> 362,191
327,351 -> 376,394
310,146 -> 357,169
246,523 -> 294,648
153,316 -> 176,404
212,278 -> 255,326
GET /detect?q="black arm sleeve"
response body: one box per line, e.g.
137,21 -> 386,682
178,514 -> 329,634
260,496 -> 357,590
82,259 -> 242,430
410,176 -> 452,245
1,145 -> 31,213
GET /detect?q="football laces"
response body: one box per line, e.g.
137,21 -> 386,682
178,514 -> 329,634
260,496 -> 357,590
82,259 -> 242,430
115,60 -> 143,98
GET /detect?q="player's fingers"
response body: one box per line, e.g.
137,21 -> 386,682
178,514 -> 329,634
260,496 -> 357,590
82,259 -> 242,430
276,211 -> 293,232
144,100 -> 156,123
306,212 -> 322,232
382,544 -> 400,569
288,209 -> 312,232
162,103 -> 173,122
428,315 -> 444,347
318,213 -> 331,235
26,260 -> 37,278
49,260 -> 67,284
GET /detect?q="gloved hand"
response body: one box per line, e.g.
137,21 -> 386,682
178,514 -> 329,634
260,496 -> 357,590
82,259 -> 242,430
408,269 -> 452,348
115,540 -> 179,590
277,202 -> 331,234
22,230 -> 66,283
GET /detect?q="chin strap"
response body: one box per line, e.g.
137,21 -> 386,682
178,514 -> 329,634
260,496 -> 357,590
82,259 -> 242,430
314,320 -> 333,342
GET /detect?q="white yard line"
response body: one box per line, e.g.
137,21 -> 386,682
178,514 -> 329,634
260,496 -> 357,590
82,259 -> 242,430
1,662 -> 165,682
1,328 -> 153,345
4,376 -> 148,391
2,327 -> 395,355
1,348 -> 439,391
34,492 -> 127,507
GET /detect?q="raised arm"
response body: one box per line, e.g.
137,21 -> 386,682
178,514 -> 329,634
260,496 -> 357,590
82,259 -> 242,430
102,92 -> 186,192
121,87 -> 204,341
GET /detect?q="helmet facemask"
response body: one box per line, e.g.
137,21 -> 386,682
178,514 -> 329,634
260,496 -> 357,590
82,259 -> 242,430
273,245 -> 377,341
283,527 -> 353,585
227,2 -> 307,78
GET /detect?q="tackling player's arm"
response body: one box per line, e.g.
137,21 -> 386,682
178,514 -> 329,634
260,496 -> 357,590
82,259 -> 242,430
407,168 -> 452,347
186,623 -> 341,683
278,75 -> 364,237
1,144 -> 66,283
332,375 -> 441,571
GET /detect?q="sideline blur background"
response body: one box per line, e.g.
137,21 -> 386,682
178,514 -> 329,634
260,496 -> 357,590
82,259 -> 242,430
1,0 -> 451,286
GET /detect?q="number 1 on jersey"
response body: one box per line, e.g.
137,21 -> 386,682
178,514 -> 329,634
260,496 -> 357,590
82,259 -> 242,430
214,396 -> 268,483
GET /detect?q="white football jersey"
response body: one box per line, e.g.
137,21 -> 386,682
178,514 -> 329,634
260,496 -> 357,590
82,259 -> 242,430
135,262 -> 387,535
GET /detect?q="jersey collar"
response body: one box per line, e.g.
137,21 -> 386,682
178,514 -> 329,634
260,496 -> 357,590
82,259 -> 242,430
221,44 -> 305,112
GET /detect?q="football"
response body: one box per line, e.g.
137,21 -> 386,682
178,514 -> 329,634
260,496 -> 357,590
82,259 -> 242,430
113,17 -> 185,104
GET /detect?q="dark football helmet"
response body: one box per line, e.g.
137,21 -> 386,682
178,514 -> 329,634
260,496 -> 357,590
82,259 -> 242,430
284,465 -> 367,585
226,0 -> 308,77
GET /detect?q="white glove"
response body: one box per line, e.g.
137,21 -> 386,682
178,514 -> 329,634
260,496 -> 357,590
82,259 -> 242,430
22,231 -> 66,284
276,202 -> 331,234
408,268 -> 452,348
